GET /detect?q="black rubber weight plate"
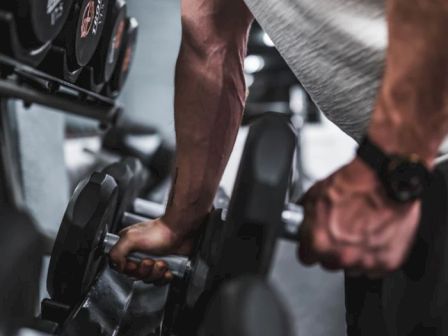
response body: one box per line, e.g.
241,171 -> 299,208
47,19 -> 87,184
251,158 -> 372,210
103,2 -> 126,81
47,172 -> 118,305
0,0 -> 73,46
31,0 -> 74,43
75,0 -> 109,67
109,17 -> 138,93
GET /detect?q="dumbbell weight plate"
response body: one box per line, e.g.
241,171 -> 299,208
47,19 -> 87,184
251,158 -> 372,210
162,114 -> 297,335
47,172 -> 118,305
107,17 -> 138,97
90,0 -> 127,84
75,0 -> 109,67
0,0 -> 73,48
56,0 -> 109,71
213,114 -> 297,277
102,157 -> 148,233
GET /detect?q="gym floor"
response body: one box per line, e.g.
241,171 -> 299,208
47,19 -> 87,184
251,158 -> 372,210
121,1 -> 358,335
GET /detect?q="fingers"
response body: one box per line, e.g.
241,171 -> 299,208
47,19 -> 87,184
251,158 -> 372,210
120,258 -> 174,285
109,221 -> 179,284
137,259 -> 155,278
149,271 -> 174,287
109,234 -> 136,272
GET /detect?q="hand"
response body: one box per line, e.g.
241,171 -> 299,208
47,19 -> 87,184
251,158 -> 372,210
109,218 -> 193,285
297,157 -> 421,277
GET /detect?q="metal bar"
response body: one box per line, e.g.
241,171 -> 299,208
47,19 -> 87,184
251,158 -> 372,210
104,233 -> 191,278
281,204 -> 303,242
0,79 -> 120,124
132,196 -> 303,242
132,198 -> 165,219
0,99 -> 25,207
121,212 -> 149,227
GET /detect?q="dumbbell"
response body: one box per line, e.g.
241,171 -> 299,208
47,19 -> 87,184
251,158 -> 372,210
102,123 -> 174,192
160,113 -> 299,335
55,0 -> 109,71
100,157 -> 303,238
89,0 -> 127,84
105,17 -> 138,97
46,171 -> 191,306
46,169 -> 302,305
47,113 -> 299,335
122,195 -> 303,242
0,0 -> 73,49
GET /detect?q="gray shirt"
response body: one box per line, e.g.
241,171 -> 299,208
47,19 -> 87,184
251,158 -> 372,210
243,0 -> 387,141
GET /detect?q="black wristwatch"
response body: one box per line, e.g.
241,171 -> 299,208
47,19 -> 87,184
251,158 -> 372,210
357,136 -> 431,203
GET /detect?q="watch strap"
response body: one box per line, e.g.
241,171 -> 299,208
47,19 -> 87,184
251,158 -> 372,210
357,136 -> 389,173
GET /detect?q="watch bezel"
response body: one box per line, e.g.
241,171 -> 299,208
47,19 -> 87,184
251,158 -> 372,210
382,154 -> 430,203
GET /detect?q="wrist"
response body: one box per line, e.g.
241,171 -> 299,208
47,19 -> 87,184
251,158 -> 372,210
162,206 -> 209,238
357,134 -> 432,203
368,117 -> 438,168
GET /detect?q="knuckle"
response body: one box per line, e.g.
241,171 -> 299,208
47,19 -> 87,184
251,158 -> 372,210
311,233 -> 329,255
124,228 -> 137,238
142,259 -> 153,267
109,249 -> 119,262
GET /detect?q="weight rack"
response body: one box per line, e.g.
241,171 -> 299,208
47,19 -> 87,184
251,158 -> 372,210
0,7 -> 138,333
0,54 -> 121,125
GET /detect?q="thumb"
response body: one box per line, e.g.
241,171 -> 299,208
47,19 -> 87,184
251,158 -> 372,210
109,232 -> 137,272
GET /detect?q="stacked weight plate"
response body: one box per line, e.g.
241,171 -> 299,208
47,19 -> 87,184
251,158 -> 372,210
104,16 -> 138,97
78,0 -> 127,92
0,0 -> 73,66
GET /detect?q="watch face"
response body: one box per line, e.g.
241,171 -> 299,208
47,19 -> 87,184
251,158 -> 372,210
384,156 -> 430,203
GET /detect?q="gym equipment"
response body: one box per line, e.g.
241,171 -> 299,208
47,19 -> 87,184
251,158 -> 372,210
47,172 -> 118,305
38,46 -> 84,83
55,0 -> 109,71
42,264 -> 134,334
199,277 -> 294,336
47,114 -> 302,333
101,157 -> 148,233
77,0 -> 127,92
0,0 -> 73,49
102,123 -> 174,191
160,114 -> 299,335
76,65 -> 106,92
46,172 -> 190,306
0,12 -> 51,67
105,17 -> 138,97
0,206 -> 44,335
89,0 -> 127,84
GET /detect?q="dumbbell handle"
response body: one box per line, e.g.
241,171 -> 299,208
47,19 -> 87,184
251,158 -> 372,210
131,198 -> 304,242
103,233 -> 192,278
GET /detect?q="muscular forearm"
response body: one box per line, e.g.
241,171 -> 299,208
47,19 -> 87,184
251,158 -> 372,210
369,1 -> 448,165
163,1 -> 252,235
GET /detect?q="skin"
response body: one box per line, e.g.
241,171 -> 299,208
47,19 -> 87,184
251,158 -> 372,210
110,0 -> 448,283
110,0 -> 253,284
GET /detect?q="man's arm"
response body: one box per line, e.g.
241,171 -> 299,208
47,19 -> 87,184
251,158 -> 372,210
369,0 -> 448,163
110,0 -> 253,281
299,0 -> 448,275
164,0 -> 253,236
